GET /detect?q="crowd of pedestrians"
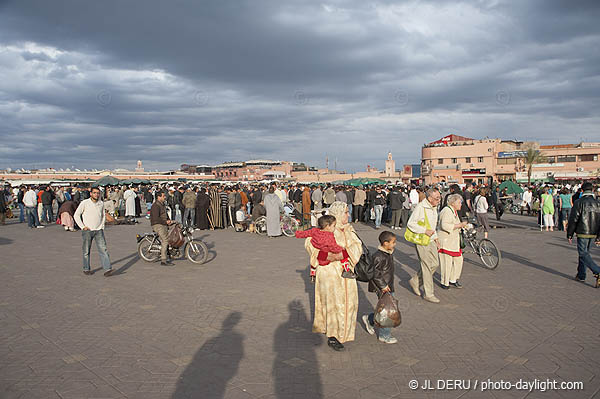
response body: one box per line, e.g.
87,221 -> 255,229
0,179 -> 599,341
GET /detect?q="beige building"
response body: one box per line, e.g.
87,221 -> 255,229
421,135 -> 600,185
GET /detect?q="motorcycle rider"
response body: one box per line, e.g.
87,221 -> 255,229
150,190 -> 174,266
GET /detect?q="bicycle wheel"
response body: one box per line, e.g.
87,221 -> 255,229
255,216 -> 267,236
281,216 -> 299,237
478,239 -> 501,270
185,239 -> 209,264
510,205 -> 520,214
138,236 -> 159,262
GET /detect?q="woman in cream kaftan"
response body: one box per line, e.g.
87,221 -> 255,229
304,201 -> 362,345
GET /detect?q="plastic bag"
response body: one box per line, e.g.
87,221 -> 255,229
373,292 -> 402,328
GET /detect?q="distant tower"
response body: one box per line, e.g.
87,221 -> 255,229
135,160 -> 144,172
385,152 -> 395,177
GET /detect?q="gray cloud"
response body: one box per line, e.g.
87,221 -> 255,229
0,0 -> 599,172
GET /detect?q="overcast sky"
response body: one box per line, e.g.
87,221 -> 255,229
1,0 -> 599,172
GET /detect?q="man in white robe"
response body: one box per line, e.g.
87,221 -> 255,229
124,187 -> 136,218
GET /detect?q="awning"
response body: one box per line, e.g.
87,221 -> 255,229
517,177 -> 555,183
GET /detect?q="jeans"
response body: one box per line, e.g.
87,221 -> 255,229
353,204 -> 363,223
82,229 -> 112,271
391,209 -> 402,227
576,237 -> 600,279
347,204 -> 353,222
221,207 -> 229,228
368,313 -> 391,339
374,205 -> 383,227
26,206 -> 40,227
18,203 -> 25,222
401,209 -> 410,227
42,204 -> 53,223
183,208 -> 195,228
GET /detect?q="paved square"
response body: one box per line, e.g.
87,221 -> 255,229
1,214 -> 599,398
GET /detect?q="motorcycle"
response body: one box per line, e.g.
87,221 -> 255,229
136,223 -> 209,264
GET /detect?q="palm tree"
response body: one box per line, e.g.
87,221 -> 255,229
522,148 -> 546,185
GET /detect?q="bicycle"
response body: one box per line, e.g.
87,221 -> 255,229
136,223 -> 209,264
460,223 -> 501,269
253,214 -> 300,237
501,198 -> 521,215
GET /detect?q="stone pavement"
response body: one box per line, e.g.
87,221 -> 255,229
0,213 -> 599,399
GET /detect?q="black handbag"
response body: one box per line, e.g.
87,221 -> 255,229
354,234 -> 374,282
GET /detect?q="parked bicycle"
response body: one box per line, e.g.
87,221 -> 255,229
136,223 -> 209,264
501,198 -> 521,214
253,214 -> 300,237
460,223 -> 501,269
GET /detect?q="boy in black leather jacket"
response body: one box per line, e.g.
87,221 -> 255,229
362,231 -> 398,344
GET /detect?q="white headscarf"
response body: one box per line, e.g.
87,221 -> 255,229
328,201 -> 348,229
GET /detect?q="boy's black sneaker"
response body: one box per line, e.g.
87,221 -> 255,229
341,270 -> 357,279
574,275 -> 586,283
362,315 -> 375,335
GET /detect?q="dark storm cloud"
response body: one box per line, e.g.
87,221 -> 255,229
0,0 -> 599,171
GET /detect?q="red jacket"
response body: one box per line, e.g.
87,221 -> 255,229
296,228 -> 348,265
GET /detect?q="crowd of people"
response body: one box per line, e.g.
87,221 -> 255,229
0,179 -> 599,349
1,180 -> 599,237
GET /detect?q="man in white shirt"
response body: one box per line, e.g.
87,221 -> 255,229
409,186 -> 420,213
23,186 -> 44,228
407,188 -> 442,303
274,186 -> 286,204
74,187 -> 114,276
521,187 -> 533,216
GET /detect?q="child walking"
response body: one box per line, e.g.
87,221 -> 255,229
362,231 -> 398,344
295,215 -> 357,281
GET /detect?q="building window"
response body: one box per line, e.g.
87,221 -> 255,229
580,154 -> 598,162
557,155 -> 576,163
497,158 -> 517,165
451,158 -> 457,164
465,157 -> 471,163
478,157 -> 484,163
546,156 -> 556,163
438,159 -> 443,164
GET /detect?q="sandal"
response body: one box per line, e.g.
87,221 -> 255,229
327,337 -> 344,351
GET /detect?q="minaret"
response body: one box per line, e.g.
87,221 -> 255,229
385,152 -> 395,177
135,160 -> 144,172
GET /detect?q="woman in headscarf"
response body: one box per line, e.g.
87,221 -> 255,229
303,201 -> 362,351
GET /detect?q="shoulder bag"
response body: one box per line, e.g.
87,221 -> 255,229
404,208 -> 431,246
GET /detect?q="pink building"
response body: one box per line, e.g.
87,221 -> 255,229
421,135 -> 600,185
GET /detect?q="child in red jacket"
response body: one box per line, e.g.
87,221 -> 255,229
296,215 -> 356,281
